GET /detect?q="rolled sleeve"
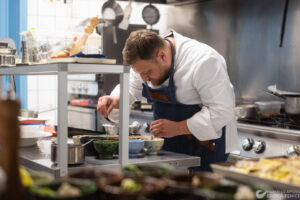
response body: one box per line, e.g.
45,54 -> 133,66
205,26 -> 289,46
111,68 -> 143,105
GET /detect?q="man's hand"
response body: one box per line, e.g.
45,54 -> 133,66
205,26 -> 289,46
150,119 -> 191,138
97,95 -> 119,117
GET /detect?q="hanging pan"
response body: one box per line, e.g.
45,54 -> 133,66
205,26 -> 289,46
101,0 -> 124,44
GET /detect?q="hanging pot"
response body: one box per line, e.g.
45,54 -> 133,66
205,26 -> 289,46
101,0 -> 124,26
101,0 -> 124,44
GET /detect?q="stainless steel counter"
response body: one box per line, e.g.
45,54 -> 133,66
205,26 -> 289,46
20,147 -> 200,178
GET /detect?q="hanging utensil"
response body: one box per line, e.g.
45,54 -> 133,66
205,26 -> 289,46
118,0 -> 133,30
101,0 -> 124,44
279,0 -> 289,47
142,3 -> 160,30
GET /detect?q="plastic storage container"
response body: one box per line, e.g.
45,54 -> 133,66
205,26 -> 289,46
254,101 -> 284,116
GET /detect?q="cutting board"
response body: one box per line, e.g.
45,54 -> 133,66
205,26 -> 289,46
48,57 -> 116,64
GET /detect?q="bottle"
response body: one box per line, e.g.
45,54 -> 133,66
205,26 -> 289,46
0,97 -> 25,200
21,40 -> 28,63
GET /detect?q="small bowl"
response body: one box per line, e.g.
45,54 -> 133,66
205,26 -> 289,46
93,140 -> 119,159
129,121 -> 142,135
129,139 -> 144,158
144,138 -> 164,155
72,135 -> 104,156
102,122 -> 142,135
102,124 -> 119,135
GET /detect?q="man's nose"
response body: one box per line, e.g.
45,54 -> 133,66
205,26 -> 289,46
141,74 -> 149,81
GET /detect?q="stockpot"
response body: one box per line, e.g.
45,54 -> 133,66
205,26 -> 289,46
51,139 -> 94,165
266,90 -> 300,114
283,95 -> 300,114
51,143 -> 84,165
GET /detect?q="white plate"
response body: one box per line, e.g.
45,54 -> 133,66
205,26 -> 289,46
20,131 -> 52,147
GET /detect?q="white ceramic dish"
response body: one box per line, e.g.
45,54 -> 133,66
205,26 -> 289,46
20,125 -> 52,147
20,131 -> 52,147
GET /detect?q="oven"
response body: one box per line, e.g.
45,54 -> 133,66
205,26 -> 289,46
229,112 -> 300,161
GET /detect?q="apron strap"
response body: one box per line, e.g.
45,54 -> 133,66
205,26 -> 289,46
164,38 -> 175,88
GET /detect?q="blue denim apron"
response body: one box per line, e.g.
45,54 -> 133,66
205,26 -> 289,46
142,38 -> 228,171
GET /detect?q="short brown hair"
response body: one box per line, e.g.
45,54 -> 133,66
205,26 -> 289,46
122,29 -> 165,65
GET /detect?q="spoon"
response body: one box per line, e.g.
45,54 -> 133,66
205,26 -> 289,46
105,117 -> 116,124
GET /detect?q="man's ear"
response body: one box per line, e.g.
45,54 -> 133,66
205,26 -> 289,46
156,50 -> 167,63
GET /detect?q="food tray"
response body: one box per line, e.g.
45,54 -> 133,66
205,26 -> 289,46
211,162 -> 300,190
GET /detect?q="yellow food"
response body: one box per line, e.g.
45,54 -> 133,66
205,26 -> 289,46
70,16 -> 100,56
57,182 -> 81,197
120,178 -> 142,193
20,167 -> 33,187
232,155 -> 300,186
50,50 -> 70,58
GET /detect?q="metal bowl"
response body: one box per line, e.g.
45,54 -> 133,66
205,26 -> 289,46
102,121 -> 142,135
129,121 -> 142,135
235,104 -> 258,119
102,124 -> 118,135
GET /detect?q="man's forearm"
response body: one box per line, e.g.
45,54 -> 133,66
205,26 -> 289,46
178,120 -> 192,135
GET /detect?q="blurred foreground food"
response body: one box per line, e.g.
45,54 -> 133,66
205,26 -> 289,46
232,155 -> 300,185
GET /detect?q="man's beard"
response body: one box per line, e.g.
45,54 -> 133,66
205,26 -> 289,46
150,65 -> 171,86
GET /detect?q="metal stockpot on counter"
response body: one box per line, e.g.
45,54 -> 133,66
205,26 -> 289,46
284,96 -> 300,114
51,139 -> 94,165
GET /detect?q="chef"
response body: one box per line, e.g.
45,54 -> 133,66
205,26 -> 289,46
97,29 -> 238,171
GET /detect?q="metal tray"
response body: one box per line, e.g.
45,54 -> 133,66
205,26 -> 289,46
211,162 -> 300,191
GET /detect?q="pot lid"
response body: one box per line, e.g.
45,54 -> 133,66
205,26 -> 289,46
268,85 -> 300,96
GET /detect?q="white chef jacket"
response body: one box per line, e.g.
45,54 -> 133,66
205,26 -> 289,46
111,30 -> 238,153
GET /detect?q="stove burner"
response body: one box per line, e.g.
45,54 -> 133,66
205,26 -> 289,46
238,113 -> 300,130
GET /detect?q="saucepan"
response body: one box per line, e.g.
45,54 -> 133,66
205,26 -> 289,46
101,0 -> 124,26
265,85 -> 300,114
51,139 -> 95,165
101,0 -> 124,44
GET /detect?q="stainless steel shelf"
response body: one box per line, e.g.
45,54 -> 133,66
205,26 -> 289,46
0,63 -> 130,75
0,62 -> 131,177
20,146 -> 200,178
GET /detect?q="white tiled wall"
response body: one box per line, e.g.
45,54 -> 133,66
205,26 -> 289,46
27,0 -> 170,124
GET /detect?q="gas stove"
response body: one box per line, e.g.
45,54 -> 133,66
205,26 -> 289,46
238,114 -> 300,130
233,113 -> 300,160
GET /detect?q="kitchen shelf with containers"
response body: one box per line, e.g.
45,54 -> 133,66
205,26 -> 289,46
0,63 -> 200,177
